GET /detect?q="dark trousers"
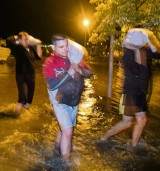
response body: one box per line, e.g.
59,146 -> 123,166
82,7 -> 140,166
16,74 -> 35,104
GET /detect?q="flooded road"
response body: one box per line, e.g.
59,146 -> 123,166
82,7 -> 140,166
0,58 -> 160,171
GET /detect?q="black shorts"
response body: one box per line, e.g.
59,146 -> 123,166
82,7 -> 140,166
120,94 -> 147,116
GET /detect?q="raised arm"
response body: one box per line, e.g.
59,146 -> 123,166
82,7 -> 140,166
28,35 -> 42,58
146,48 -> 160,59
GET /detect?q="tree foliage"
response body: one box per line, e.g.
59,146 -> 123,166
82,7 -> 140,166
89,0 -> 160,47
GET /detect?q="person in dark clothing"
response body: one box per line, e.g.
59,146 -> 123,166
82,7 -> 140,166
6,31 -> 42,113
99,46 -> 160,150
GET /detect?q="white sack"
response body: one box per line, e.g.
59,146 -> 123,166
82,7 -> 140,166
122,28 -> 159,52
68,39 -> 88,63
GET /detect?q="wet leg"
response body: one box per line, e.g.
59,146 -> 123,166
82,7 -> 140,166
25,75 -> 35,105
100,115 -> 133,140
16,74 -> 26,111
54,131 -> 61,148
131,112 -> 147,147
60,127 -> 73,162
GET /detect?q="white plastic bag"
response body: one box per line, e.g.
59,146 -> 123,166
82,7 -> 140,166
68,39 -> 88,63
122,28 -> 160,52
28,35 -> 41,46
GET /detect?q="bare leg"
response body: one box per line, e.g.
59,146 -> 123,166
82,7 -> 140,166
60,127 -> 73,162
131,112 -> 147,147
100,115 -> 133,140
55,131 -> 61,145
53,130 -> 61,152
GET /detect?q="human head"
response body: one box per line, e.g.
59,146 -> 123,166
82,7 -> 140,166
51,34 -> 68,58
18,31 -> 29,48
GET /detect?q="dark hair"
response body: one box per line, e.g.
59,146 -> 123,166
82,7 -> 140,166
51,34 -> 67,45
18,31 -> 29,40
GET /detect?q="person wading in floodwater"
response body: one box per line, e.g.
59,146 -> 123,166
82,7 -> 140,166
42,34 -> 92,163
6,31 -> 42,114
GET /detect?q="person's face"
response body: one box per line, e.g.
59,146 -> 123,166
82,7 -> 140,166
19,35 -> 29,48
54,39 -> 68,58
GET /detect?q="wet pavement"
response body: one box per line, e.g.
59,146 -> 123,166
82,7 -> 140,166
0,57 -> 160,171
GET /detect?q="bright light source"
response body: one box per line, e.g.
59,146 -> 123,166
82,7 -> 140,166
83,19 -> 90,47
83,19 -> 89,26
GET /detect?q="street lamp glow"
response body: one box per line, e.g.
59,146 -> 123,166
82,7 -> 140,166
83,19 -> 89,26
83,19 -> 89,47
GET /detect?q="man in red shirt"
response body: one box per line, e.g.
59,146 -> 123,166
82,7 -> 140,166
43,34 -> 92,163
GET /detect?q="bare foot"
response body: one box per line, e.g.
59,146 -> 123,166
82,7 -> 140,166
16,103 -> 23,114
93,137 -> 107,143
24,103 -> 30,109
100,137 -> 106,141
62,153 -> 71,163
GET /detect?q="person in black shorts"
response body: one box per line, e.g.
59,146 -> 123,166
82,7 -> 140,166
99,46 -> 160,149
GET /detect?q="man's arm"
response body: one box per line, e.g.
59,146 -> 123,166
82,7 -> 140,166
28,35 -> 42,58
146,48 -> 160,59
6,36 -> 17,49
36,43 -> 42,58
73,60 -> 93,78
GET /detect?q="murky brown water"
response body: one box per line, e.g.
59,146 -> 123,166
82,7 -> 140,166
0,57 -> 160,171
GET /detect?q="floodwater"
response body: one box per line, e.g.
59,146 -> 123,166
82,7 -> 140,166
0,57 -> 160,171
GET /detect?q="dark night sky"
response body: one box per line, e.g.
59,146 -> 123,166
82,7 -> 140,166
0,0 -> 95,44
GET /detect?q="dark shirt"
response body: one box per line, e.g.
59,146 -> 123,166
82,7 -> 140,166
122,48 -> 160,95
6,36 -> 41,76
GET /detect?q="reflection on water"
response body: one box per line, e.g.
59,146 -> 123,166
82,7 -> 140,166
0,62 -> 160,170
0,63 -> 10,77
